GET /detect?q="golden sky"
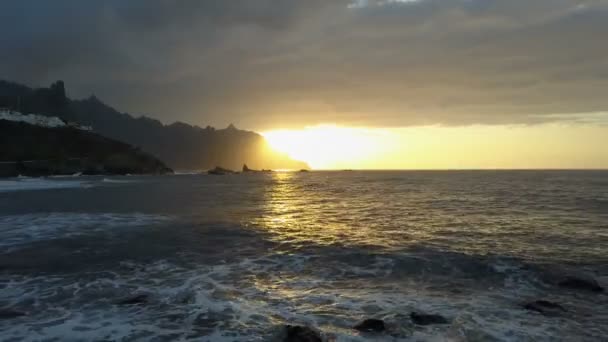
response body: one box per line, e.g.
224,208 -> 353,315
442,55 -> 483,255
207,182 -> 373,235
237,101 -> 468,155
4,1 -> 608,169
264,122 -> 608,169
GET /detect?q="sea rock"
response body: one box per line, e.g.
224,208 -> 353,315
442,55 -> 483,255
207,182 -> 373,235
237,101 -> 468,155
242,164 -> 272,173
524,300 -> 566,316
410,312 -> 449,325
353,318 -> 386,332
0,310 -> 26,319
558,276 -> 604,293
446,314 -> 501,342
192,311 -> 230,335
282,325 -> 322,342
208,166 -> 234,175
117,294 -> 149,305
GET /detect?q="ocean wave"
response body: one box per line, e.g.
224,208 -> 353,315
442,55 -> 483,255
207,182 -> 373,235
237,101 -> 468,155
2,250 -> 605,341
0,212 -> 173,252
0,178 -> 89,192
101,178 -> 140,184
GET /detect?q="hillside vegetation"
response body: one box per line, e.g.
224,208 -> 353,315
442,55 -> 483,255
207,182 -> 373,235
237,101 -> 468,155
0,120 -> 172,177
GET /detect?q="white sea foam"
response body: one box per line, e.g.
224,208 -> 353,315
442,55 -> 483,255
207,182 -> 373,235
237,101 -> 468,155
0,176 -> 146,192
0,178 -> 88,192
1,253 -> 606,341
48,172 -> 83,178
2,171 -> 607,341
173,171 -> 204,175
101,178 -> 139,184
0,212 -> 173,251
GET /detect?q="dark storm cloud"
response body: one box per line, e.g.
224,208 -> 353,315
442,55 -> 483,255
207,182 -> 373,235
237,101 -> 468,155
1,0 -> 608,129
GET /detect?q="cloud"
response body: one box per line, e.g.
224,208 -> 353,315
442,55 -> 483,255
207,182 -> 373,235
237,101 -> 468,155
1,0 -> 608,129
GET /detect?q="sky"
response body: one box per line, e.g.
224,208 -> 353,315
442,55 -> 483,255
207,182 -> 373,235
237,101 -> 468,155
1,0 -> 607,169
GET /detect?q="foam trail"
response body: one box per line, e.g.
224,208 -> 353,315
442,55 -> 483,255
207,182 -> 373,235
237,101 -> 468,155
0,212 -> 173,251
0,178 -> 88,192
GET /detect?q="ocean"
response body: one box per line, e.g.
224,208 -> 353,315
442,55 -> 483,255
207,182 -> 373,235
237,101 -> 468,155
0,171 -> 607,341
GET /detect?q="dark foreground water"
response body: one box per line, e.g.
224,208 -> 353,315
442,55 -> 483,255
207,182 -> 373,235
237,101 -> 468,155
0,171 -> 607,341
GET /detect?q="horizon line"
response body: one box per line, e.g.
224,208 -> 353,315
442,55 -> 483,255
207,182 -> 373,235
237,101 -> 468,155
300,168 -> 608,171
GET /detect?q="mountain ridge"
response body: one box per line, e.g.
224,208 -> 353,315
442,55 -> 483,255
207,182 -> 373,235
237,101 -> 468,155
0,80 -> 308,171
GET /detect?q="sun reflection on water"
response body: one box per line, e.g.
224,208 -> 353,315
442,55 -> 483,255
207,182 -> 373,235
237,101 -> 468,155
244,171 -> 608,263
249,171 -> 417,250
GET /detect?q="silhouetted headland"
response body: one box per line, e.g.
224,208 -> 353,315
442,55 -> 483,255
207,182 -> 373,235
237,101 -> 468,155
0,119 -> 172,177
0,79 -> 309,172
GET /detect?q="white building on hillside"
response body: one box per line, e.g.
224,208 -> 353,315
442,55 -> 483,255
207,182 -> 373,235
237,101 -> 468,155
0,109 -> 92,131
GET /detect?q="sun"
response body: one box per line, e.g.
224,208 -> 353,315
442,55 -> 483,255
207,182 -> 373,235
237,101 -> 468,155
262,125 -> 394,169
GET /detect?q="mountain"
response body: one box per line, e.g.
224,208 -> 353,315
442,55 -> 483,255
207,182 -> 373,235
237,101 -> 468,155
0,80 -> 308,171
0,119 -> 172,177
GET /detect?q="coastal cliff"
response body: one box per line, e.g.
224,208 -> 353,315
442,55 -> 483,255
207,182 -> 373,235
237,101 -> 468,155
1,80 -> 308,171
0,120 -> 172,177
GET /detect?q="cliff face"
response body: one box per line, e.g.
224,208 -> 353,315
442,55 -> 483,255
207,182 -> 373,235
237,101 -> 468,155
69,97 -> 307,170
0,80 -> 309,171
0,120 -> 172,177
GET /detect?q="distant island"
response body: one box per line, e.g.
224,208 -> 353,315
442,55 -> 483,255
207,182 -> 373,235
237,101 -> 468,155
0,80 -> 308,172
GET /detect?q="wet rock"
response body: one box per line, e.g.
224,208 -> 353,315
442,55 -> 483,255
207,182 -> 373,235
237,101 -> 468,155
282,325 -> 322,342
524,300 -> 566,316
117,294 -> 149,305
193,313 -> 221,335
353,318 -> 386,332
0,310 -> 26,319
558,276 -> 604,293
410,312 -> 449,325
208,166 -> 235,175
447,316 -> 501,342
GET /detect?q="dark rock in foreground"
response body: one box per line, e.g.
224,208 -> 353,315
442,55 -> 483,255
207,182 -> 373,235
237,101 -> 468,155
410,312 -> 449,325
524,300 -> 566,316
117,294 -> 149,305
558,276 -> 604,293
282,325 -> 322,342
0,310 -> 26,319
353,318 -> 386,332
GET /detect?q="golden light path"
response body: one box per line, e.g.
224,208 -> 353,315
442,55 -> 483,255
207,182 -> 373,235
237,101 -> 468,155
262,123 -> 608,170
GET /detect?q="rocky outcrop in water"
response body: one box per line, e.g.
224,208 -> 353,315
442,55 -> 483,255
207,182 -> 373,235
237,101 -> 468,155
242,164 -> 272,173
117,294 -> 149,305
558,276 -> 604,293
208,166 -> 235,175
524,300 -> 566,316
410,312 -> 449,325
353,318 -> 386,332
281,325 -> 322,342
0,310 -> 26,319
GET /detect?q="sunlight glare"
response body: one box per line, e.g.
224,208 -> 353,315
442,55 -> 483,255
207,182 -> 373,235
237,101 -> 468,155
262,124 -> 608,170
262,125 -> 396,169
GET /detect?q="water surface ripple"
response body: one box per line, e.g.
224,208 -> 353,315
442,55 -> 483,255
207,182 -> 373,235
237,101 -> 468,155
0,171 -> 606,341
